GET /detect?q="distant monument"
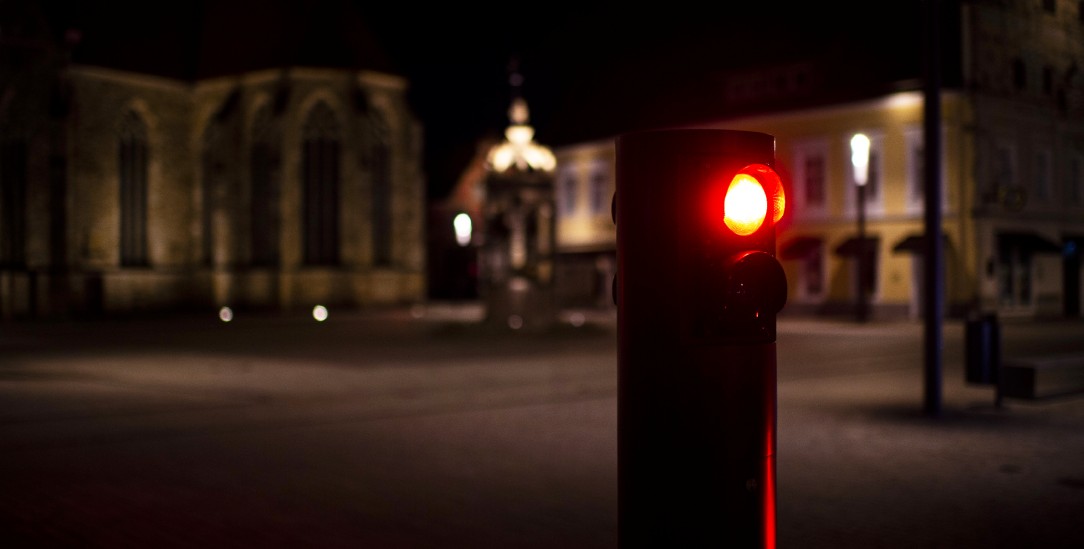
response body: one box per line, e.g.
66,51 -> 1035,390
480,67 -> 557,331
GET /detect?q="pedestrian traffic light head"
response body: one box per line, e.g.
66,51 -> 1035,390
695,161 -> 787,344
615,129 -> 788,345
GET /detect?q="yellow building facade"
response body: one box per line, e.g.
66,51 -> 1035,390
552,140 -> 617,308
707,91 -> 973,319
554,85 -> 1084,320
552,1 -> 1084,321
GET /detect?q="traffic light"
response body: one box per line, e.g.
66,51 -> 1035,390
615,129 -> 787,345
614,129 -> 786,548
694,161 -> 787,345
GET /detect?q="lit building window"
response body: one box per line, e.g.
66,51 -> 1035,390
905,125 -> 948,214
804,155 -> 825,207
119,110 -> 149,267
557,167 -> 577,216
302,101 -> 341,266
910,139 -> 924,205
589,160 -> 609,215
791,139 -> 828,219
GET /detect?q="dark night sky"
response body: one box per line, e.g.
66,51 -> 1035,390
364,2 -> 929,200
31,0 -> 930,201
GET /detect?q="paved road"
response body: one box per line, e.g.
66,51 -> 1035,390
1,307 -> 1082,548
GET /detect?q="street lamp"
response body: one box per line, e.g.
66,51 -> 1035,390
851,133 -> 870,323
452,212 -> 473,247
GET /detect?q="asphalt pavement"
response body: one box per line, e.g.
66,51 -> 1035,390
1,305 -> 1082,548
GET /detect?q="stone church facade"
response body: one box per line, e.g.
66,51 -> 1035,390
1,10 -> 425,319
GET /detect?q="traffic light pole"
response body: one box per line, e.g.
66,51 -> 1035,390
615,129 -> 785,548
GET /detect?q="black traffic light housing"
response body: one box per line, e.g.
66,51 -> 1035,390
615,129 -> 787,548
616,129 -> 786,345
690,164 -> 787,345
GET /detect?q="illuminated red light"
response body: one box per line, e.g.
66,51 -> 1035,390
724,174 -> 768,235
744,163 -> 785,223
720,164 -> 785,236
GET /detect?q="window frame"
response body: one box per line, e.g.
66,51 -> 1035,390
904,125 -> 950,215
790,138 -> 830,220
301,101 -> 342,267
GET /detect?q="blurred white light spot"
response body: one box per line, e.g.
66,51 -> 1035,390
313,305 -> 328,322
508,315 -> 524,330
453,213 -> 473,247
569,312 -> 586,327
410,304 -> 426,319
219,306 -> 233,322
850,133 -> 871,186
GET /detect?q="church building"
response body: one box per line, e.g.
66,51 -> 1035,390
0,1 -> 426,319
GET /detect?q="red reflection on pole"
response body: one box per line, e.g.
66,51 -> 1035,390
763,454 -> 777,549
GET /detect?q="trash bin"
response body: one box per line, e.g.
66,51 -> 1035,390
965,312 -> 1000,384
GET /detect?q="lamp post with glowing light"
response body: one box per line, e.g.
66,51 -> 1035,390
453,212 -> 473,247
851,133 -> 870,323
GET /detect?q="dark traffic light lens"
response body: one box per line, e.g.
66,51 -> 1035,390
727,251 -> 788,318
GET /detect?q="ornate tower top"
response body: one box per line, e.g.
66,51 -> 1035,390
485,60 -> 556,174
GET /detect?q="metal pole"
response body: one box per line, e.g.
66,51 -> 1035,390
857,183 -> 867,322
922,0 -> 944,417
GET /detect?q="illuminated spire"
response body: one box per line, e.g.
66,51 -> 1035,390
486,60 -> 556,174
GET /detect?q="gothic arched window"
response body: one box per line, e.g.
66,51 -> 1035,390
250,106 -> 280,266
302,101 -> 341,266
200,123 -> 222,267
370,110 -> 392,266
119,110 -> 148,266
1,140 -> 27,267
